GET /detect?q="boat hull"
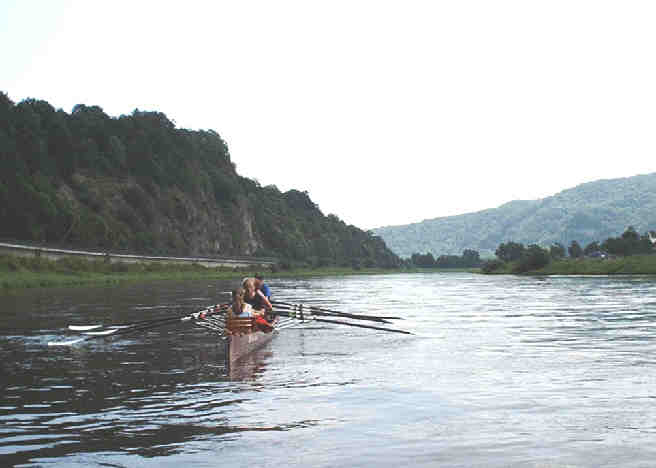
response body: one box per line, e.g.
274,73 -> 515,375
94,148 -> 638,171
225,317 -> 277,364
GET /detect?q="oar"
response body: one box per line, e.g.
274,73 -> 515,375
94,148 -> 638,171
67,303 -> 229,332
49,305 -> 226,346
69,318 -> 160,331
315,318 -> 413,335
275,311 -> 412,335
272,303 -> 392,323
49,317 -> 185,346
272,301 -> 401,322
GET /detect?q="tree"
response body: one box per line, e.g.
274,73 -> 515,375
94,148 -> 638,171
461,249 -> 481,267
622,226 -> 639,242
568,240 -> 583,258
411,252 -> 435,267
601,227 -> 653,256
0,94 -> 405,267
495,241 -> 525,262
583,241 -> 600,256
550,242 -> 565,259
515,244 -> 551,273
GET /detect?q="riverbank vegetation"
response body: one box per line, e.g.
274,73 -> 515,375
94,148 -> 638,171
482,227 -> 656,274
373,174 -> 656,260
406,249 -> 481,269
0,93 -> 400,269
0,254 -> 412,290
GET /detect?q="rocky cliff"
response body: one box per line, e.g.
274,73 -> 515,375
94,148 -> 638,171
0,93 -> 400,268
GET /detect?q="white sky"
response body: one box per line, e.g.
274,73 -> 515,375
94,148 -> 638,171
3,1 -> 655,229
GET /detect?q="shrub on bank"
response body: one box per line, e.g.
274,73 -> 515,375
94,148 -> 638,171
481,259 -> 505,273
513,245 -> 551,273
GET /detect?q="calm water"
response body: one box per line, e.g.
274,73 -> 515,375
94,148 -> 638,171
2,273 -> 656,467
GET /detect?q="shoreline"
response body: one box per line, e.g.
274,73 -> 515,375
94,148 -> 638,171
485,254 -> 656,276
0,254 -> 469,290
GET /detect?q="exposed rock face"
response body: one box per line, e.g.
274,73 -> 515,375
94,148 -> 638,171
54,172 -> 263,257
0,95 -> 400,267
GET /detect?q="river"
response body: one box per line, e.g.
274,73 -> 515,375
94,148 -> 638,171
2,273 -> 656,467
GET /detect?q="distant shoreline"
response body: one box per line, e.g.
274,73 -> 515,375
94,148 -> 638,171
0,253 -> 464,290
5,251 -> 655,290
485,255 -> 656,276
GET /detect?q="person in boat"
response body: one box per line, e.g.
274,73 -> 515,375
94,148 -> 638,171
254,273 -> 271,299
227,287 -> 255,318
227,287 -> 272,334
254,273 -> 273,309
242,277 -> 272,312
242,278 -> 275,331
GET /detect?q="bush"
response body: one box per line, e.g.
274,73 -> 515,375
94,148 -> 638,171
514,244 -> 551,273
481,259 -> 505,273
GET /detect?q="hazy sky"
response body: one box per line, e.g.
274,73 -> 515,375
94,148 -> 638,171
3,1 -> 655,229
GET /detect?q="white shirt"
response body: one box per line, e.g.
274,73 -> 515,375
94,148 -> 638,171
236,303 -> 253,317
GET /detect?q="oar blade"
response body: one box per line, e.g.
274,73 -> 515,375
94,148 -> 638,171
54,304 -> 228,347
82,328 -> 121,336
68,325 -> 102,331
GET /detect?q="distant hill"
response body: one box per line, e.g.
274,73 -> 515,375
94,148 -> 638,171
373,173 -> 656,258
0,93 -> 400,268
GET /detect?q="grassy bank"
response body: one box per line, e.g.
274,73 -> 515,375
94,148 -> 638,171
0,254 -> 422,290
487,254 -> 656,275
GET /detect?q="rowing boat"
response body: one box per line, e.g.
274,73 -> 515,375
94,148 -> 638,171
224,316 -> 278,365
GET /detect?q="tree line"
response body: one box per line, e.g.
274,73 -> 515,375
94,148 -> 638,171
484,226 -> 654,273
407,249 -> 481,268
0,92 -> 400,268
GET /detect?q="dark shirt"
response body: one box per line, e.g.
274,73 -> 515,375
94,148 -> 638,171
245,291 -> 265,310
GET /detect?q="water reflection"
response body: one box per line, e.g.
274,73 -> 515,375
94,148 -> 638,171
228,349 -> 273,381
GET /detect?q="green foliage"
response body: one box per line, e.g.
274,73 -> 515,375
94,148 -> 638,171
411,252 -> 435,267
409,249 -> 481,268
375,173 -> 656,259
481,259 -> 505,273
0,93 -> 400,268
495,241 -> 525,262
568,240 -> 583,258
601,226 -> 653,256
583,241 -> 600,256
486,225 -> 656,275
514,244 -> 550,273
550,242 -> 565,259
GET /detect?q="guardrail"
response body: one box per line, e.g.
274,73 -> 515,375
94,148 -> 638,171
0,242 -> 277,268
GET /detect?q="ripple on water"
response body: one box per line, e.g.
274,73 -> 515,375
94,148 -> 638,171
3,274 -> 656,467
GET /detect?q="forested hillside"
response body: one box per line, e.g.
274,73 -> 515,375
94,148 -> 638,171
374,174 -> 656,258
0,93 -> 400,268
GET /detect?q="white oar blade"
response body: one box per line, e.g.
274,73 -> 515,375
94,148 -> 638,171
68,325 -> 102,331
83,328 -> 120,336
48,337 -> 86,346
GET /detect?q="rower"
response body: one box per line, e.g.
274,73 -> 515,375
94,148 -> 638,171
254,273 -> 273,310
243,278 -> 274,330
227,287 -> 253,318
242,277 -> 273,312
